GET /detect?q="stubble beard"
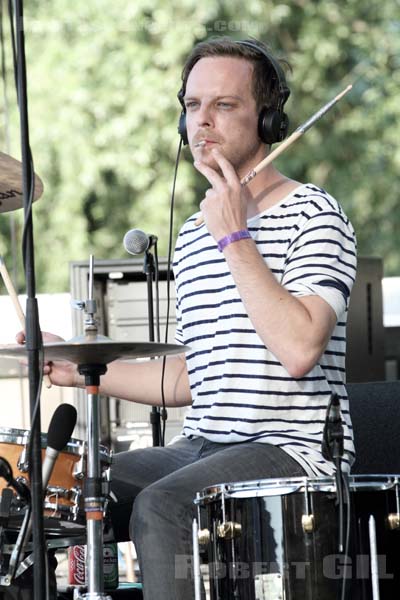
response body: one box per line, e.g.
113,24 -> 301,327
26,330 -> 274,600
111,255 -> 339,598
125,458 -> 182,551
195,136 -> 264,179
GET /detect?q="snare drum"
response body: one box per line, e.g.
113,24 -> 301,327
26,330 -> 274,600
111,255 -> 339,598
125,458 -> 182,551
196,475 -> 400,600
0,427 -> 111,525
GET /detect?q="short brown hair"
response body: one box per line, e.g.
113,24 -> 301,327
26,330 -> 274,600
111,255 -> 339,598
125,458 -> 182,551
178,37 -> 291,113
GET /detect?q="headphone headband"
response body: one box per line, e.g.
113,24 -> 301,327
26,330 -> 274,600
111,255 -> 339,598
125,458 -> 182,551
235,40 -> 290,110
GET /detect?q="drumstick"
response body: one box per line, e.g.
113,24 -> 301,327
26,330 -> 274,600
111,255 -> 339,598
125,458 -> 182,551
194,84 -> 352,226
0,256 -> 52,388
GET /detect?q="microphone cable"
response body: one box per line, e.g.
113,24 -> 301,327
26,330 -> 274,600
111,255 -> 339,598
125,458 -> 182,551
160,138 -> 183,446
322,392 -> 351,600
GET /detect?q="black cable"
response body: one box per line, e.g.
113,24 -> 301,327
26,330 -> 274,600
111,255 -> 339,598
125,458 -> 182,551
154,242 -> 161,344
335,456 -> 345,553
340,473 -> 351,600
161,138 -> 183,446
13,1 -> 47,596
153,241 -> 165,446
26,345 -> 45,464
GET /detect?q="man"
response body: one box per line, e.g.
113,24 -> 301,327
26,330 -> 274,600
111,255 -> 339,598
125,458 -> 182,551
19,37 -> 356,599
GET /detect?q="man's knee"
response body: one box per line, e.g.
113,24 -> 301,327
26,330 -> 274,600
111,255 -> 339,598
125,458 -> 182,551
129,484 -> 190,543
130,485 -> 167,542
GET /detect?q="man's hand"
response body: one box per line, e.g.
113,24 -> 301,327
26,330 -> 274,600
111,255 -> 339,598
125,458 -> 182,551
16,330 -> 82,388
194,148 -> 249,240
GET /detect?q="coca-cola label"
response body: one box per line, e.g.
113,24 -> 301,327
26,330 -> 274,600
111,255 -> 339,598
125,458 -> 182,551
68,545 -> 86,585
68,543 -> 118,589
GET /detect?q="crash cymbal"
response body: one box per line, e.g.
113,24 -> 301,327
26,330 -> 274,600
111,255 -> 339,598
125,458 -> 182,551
0,151 -> 44,212
0,336 -> 188,365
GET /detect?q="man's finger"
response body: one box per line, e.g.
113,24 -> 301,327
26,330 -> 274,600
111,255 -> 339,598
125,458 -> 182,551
194,160 -> 225,190
210,148 -> 240,187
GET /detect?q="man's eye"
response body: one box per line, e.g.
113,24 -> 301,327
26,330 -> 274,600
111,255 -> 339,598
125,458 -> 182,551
217,102 -> 232,109
185,102 -> 198,109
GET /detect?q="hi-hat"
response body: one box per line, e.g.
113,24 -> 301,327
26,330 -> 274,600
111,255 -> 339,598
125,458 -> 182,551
0,336 -> 188,365
0,151 -> 44,212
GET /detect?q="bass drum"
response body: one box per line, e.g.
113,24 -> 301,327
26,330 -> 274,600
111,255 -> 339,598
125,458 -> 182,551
196,475 -> 400,600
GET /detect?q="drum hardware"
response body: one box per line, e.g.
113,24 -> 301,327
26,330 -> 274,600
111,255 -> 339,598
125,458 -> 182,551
386,476 -> 400,530
44,485 -> 82,520
0,256 -> 187,597
193,496 -> 211,546
217,521 -> 242,540
369,515 -> 380,600
192,519 -> 202,600
387,513 -> 400,530
15,476 -> 29,492
211,489 -> 242,540
301,478 -> 315,533
46,485 -> 80,502
2,508 -> 31,585
196,475 -> 400,600
73,456 -> 85,480
198,528 -> 210,546
301,514 -> 315,534
17,447 -> 29,473
0,428 -> 112,526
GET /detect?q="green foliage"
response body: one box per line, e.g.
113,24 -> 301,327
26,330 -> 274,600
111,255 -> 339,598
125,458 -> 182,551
0,0 -> 399,291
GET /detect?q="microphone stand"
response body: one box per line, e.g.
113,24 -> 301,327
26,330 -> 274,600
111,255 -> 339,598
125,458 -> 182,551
14,1 -> 47,597
143,247 -> 162,446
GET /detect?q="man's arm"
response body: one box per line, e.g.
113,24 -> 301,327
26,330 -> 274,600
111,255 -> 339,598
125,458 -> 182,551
96,354 -> 192,407
194,148 -> 337,377
16,331 -> 192,407
221,239 -> 337,378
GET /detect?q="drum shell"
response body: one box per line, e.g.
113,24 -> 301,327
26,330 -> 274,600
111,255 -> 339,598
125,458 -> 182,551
198,475 -> 400,600
0,427 -> 111,525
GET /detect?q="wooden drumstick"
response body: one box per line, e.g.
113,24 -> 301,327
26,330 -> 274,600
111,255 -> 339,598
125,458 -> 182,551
194,84 -> 352,226
0,256 -> 52,388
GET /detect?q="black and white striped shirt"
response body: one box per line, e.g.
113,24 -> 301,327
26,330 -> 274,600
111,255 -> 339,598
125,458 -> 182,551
173,183 -> 357,475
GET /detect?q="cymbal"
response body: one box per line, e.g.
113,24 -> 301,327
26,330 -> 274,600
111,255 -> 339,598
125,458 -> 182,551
0,151 -> 44,212
0,336 -> 188,365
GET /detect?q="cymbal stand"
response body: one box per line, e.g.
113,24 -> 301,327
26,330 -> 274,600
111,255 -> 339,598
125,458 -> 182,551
76,256 -> 111,600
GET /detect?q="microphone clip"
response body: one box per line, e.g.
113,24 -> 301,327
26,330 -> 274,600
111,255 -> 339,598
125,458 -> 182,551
322,393 -> 344,462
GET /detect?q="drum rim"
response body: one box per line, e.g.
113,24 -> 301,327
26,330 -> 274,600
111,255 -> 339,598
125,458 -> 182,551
0,426 -> 111,459
195,474 -> 400,503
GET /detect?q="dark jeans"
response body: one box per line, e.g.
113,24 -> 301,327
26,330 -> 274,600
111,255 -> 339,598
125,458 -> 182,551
110,437 -> 306,600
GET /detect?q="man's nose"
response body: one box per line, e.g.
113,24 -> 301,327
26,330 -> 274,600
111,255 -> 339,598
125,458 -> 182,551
196,103 -> 213,127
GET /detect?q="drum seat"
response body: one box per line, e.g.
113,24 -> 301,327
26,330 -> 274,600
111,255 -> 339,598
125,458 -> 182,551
347,380 -> 400,474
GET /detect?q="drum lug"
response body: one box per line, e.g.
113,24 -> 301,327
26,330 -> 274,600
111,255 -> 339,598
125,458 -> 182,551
15,476 -> 29,497
217,520 -> 242,540
73,456 -> 85,480
302,513 -> 315,533
387,513 -> 400,530
47,485 -> 71,500
17,446 -> 29,472
198,528 -> 210,546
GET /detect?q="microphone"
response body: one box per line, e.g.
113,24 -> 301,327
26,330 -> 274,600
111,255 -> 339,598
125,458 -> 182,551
42,403 -> 77,488
12,403 -> 78,579
322,393 -> 344,461
123,228 -> 158,255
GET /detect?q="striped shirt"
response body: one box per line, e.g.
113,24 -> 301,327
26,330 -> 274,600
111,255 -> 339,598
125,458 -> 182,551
172,183 -> 357,476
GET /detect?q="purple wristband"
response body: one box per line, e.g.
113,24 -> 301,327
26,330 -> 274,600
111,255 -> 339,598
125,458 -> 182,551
217,229 -> 251,252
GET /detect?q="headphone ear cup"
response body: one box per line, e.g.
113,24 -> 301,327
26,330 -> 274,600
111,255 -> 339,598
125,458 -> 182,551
258,107 -> 289,145
279,111 -> 289,142
178,111 -> 188,145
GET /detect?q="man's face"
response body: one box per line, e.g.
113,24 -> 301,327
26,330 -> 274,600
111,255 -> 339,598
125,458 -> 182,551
184,56 -> 264,175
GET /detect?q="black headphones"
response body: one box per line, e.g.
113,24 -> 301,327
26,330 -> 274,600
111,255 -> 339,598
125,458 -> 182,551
177,40 -> 290,146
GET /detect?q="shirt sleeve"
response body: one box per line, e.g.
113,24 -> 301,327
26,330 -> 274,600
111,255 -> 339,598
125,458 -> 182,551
281,209 -> 357,319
